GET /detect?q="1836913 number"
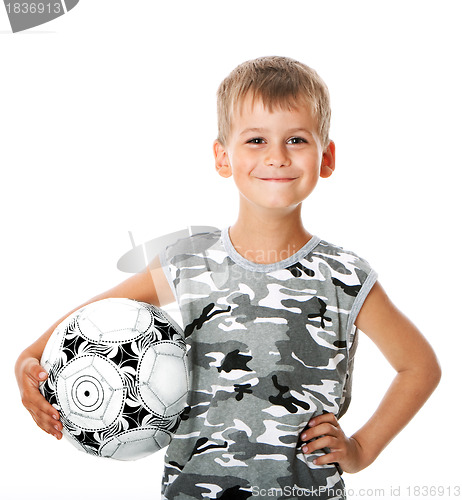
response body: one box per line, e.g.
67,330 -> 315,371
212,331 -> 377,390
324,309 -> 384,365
5,2 -> 63,14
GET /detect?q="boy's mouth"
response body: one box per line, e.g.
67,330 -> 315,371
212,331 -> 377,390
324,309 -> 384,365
257,177 -> 297,182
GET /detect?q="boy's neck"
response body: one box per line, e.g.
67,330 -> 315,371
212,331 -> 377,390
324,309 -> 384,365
229,204 -> 312,265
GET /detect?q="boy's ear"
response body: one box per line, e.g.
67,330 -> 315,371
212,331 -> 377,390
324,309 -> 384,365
213,140 -> 232,178
320,140 -> 336,179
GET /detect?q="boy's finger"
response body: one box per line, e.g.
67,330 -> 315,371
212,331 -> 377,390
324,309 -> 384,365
30,362 -> 48,382
302,435 -> 333,454
312,451 -> 340,467
308,412 -> 338,428
301,422 -> 338,441
22,383 -> 60,422
34,408 -> 63,438
303,413 -> 338,437
35,395 -> 60,422
24,397 -> 56,426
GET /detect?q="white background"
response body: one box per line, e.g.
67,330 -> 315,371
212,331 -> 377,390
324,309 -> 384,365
1,1 -> 461,499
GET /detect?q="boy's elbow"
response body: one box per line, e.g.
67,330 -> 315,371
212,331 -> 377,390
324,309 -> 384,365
418,350 -> 442,394
429,355 -> 442,389
408,348 -> 442,397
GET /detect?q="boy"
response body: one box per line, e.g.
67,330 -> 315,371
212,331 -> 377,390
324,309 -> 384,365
16,56 -> 441,499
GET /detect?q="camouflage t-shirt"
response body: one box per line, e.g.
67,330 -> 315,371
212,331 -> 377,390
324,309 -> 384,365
159,228 -> 377,499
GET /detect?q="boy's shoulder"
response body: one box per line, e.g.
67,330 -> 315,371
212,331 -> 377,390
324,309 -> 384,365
314,237 -> 371,262
162,229 -> 222,260
312,238 -> 375,277
309,239 -> 378,310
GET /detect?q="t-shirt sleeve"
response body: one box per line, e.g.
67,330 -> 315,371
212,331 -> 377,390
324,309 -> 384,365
158,245 -> 179,303
346,254 -> 378,335
158,231 -> 222,307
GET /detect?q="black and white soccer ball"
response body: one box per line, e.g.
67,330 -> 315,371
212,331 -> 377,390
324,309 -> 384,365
39,298 -> 189,460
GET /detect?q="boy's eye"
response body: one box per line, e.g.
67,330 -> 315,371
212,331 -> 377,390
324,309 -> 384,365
287,137 -> 307,145
247,138 -> 265,144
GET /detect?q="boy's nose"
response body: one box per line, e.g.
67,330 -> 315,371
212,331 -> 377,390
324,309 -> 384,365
264,144 -> 291,167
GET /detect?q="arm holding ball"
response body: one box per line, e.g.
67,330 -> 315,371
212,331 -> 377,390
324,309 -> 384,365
15,257 -> 174,440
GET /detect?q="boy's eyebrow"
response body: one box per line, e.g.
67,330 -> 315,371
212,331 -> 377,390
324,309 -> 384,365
287,128 -> 315,137
239,127 -> 315,137
238,127 -> 265,136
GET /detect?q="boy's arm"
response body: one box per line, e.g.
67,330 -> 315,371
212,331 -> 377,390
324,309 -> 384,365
15,257 -> 175,440
301,281 -> 441,473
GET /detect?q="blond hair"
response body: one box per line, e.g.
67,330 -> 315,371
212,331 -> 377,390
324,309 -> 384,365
216,56 -> 331,148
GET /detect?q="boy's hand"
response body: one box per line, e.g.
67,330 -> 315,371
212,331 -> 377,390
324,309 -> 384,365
18,357 -> 62,440
300,413 -> 367,474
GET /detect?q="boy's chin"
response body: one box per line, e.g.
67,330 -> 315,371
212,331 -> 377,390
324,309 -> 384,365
248,202 -> 304,216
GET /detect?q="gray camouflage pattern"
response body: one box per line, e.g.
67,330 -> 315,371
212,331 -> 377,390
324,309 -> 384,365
159,229 -> 377,499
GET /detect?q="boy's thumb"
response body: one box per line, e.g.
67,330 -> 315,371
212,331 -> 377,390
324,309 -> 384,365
30,361 -> 48,382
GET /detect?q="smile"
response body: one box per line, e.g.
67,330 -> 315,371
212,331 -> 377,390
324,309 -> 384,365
257,178 -> 297,182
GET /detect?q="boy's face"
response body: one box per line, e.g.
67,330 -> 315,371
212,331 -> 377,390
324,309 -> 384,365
214,96 -> 335,214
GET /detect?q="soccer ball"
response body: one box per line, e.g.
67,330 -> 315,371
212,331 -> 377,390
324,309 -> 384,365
39,298 -> 189,460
